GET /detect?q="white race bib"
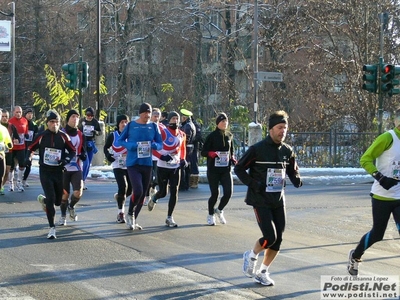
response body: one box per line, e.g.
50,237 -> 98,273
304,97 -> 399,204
214,151 -> 229,167
43,147 -> 62,166
137,141 -> 151,158
266,168 -> 284,192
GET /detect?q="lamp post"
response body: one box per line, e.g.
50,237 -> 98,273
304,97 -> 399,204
0,2 -> 15,111
253,0 -> 259,124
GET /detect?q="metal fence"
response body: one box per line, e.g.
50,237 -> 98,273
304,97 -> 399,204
199,128 -> 377,168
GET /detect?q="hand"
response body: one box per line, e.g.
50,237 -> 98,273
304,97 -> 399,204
92,130 -> 98,136
78,153 -> 87,161
208,151 -> 219,159
250,180 -> 266,193
106,153 -> 115,163
179,159 -> 188,168
160,154 -> 173,162
58,157 -> 71,167
230,157 -> 237,165
293,178 -> 303,188
373,171 -> 399,190
151,142 -> 158,150
24,156 -> 32,167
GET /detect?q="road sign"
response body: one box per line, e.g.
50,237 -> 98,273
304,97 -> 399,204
257,71 -> 283,82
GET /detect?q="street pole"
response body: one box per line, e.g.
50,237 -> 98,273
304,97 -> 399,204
378,12 -> 387,135
96,0 -> 101,120
78,45 -> 83,114
253,0 -> 259,123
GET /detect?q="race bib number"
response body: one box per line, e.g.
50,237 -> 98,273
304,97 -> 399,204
0,142 -> 5,152
214,151 -> 229,167
14,133 -> 25,145
137,141 -> 151,158
25,130 -> 34,142
266,168 -> 284,192
392,160 -> 400,180
44,147 -> 62,166
118,154 -> 127,168
83,125 -> 95,137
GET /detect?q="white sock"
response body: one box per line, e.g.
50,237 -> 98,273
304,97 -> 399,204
118,209 -> 123,213
250,250 -> 258,259
8,171 -> 14,182
260,263 -> 269,273
18,169 -> 24,181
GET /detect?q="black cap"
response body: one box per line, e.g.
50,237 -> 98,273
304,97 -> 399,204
167,111 -> 179,122
46,109 -> 60,122
216,113 -> 228,125
139,102 -> 152,114
85,107 -> 94,116
66,109 -> 80,122
116,114 -> 129,126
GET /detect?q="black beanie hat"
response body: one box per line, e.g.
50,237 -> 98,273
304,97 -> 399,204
85,107 -> 94,116
268,113 -> 288,129
66,109 -> 80,122
116,114 -> 129,127
216,113 -> 228,125
139,103 -> 152,114
167,111 -> 179,122
46,109 -> 60,122
25,108 -> 33,114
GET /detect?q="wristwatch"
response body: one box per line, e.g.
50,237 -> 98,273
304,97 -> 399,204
372,171 -> 379,177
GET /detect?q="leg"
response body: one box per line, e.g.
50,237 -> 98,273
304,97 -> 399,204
207,171 -> 220,215
217,171 -> 233,211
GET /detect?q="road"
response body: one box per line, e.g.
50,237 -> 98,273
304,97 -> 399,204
0,176 -> 399,300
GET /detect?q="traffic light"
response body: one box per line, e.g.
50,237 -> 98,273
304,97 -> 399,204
81,61 -> 89,89
381,64 -> 393,93
389,65 -> 400,96
362,64 -> 377,93
62,62 -> 78,90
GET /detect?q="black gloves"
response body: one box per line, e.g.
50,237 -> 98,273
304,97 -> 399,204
180,159 -> 188,168
160,154 -> 173,162
58,157 -> 71,167
250,180 -> 266,193
24,155 -> 32,167
373,171 -> 399,190
78,153 -> 87,161
293,178 -> 303,188
106,153 -> 115,163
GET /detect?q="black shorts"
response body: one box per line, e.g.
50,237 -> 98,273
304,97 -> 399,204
12,150 -> 26,168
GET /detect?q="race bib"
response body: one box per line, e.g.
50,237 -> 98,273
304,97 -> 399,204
43,147 -> 62,166
266,168 -> 284,192
214,151 -> 229,167
137,141 -> 151,158
392,160 -> 400,180
118,154 -> 127,168
26,130 -> 34,142
83,125 -> 95,137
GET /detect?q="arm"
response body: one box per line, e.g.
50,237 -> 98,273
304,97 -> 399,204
200,133 -> 211,157
118,123 -> 137,151
104,133 -> 115,162
286,155 -> 302,188
360,132 -> 392,174
234,146 -> 257,187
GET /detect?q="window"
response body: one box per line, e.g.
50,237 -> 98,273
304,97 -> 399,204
106,108 -> 117,125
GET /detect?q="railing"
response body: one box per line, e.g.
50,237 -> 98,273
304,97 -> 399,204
199,128 -> 377,168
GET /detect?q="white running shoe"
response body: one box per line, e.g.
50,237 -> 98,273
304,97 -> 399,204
117,212 -> 126,223
58,216 -> 67,226
17,180 -> 24,192
149,186 -> 157,198
37,194 -> 46,212
47,227 -> 56,239
148,196 -> 157,211
126,214 -> 135,230
165,216 -> 178,227
68,206 -> 78,221
214,208 -> 227,224
243,250 -> 257,278
207,214 -> 216,226
143,196 -> 150,206
22,180 -> 29,187
347,249 -> 361,276
8,181 -> 14,192
254,270 -> 275,286
135,223 -> 143,230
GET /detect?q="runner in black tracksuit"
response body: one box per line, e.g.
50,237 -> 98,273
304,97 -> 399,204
27,110 -> 76,239
201,113 -> 236,226
234,110 -> 302,286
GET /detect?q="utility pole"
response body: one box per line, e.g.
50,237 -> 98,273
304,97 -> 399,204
96,0 -> 101,120
253,0 -> 259,123
377,12 -> 388,135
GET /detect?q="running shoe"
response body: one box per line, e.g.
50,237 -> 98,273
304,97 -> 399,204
243,250 -> 257,278
135,223 -> 143,230
58,216 -> 67,226
126,214 -> 135,230
117,212 -> 126,223
17,180 -> 24,192
143,196 -> 149,206
347,249 -> 361,276
37,194 -> 46,212
254,270 -> 275,286
214,208 -> 227,224
148,195 -> 157,211
47,227 -> 56,239
0,187 -> 4,195
68,206 -> 78,221
149,186 -> 157,198
165,216 -> 178,227
8,181 -> 14,192
207,214 -> 216,226
22,180 -> 29,187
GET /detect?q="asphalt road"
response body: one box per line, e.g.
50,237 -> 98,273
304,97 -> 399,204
0,176 -> 399,300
